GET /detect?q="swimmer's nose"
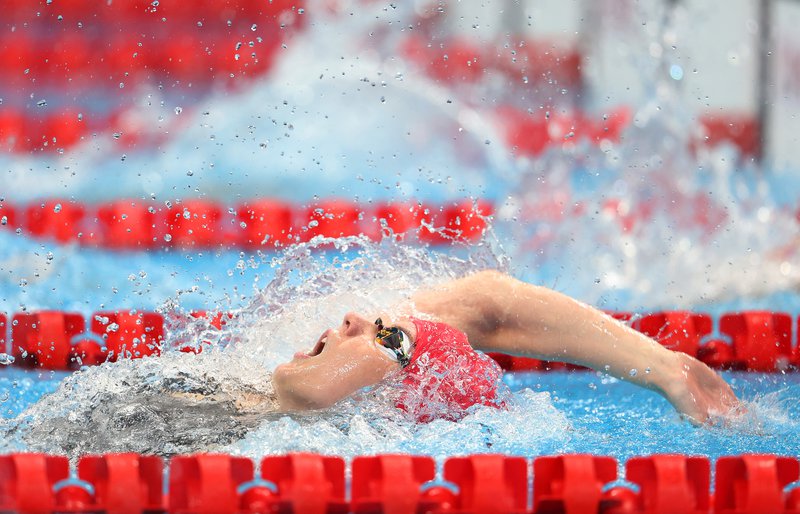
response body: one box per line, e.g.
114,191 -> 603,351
342,312 -> 372,337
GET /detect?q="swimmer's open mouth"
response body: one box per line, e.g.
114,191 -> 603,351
308,330 -> 329,356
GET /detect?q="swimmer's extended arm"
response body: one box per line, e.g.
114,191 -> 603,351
411,270 -> 739,424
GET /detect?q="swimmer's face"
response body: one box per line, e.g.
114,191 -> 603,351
272,312 -> 416,411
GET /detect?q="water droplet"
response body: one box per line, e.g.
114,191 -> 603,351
164,234 -> 172,242
251,23 -> 257,31
174,106 -> 183,115
0,216 -> 6,226
53,203 -> 62,213
669,64 -> 684,81
628,368 -> 638,377
0,354 -> 15,366
107,323 -> 120,333
36,99 -> 47,107
308,220 -> 319,228
186,170 -> 193,176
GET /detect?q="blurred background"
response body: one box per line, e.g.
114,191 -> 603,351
1,0 -> 799,314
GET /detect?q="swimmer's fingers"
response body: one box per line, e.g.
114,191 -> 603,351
666,353 -> 742,426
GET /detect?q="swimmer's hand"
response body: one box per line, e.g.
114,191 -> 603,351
663,353 -> 742,425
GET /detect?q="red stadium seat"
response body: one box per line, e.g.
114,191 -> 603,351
78,454 -> 164,513
261,453 -> 347,514
0,454 -> 70,513
91,310 -> 164,360
169,454 -> 254,514
719,312 -> 793,371
625,455 -> 710,514
715,455 -> 799,514
351,455 -> 436,513
533,454 -> 617,514
443,455 -> 528,514
634,311 -> 713,358
238,199 -> 295,248
12,311 -> 86,370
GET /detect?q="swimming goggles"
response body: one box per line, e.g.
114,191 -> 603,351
374,318 -> 411,367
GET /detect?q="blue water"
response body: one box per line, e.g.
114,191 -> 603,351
2,366 -> 798,460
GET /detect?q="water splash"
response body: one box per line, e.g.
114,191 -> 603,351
0,235 -> 560,459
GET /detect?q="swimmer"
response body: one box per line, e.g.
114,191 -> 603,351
8,270 -> 739,457
273,269 -> 740,425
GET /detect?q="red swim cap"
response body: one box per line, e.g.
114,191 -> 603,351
395,317 -> 505,422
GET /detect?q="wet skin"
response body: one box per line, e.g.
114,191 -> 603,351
272,271 -> 740,424
272,313 -> 416,411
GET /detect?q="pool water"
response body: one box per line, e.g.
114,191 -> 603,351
2,365 -> 798,461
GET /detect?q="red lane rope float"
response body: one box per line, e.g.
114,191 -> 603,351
1,309 -> 800,373
1,453 -> 799,514
0,1 -> 305,154
0,198 -> 494,250
0,2 -> 304,86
